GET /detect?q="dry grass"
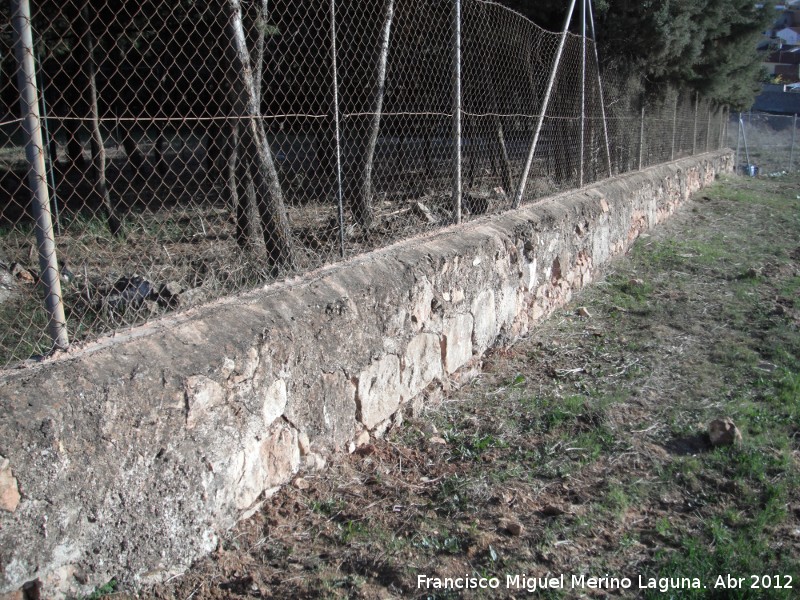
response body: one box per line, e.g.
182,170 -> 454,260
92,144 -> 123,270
56,172 -> 800,599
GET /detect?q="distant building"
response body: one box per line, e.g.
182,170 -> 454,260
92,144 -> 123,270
776,26 -> 800,45
764,45 -> 800,82
766,46 -> 800,64
752,88 -> 800,114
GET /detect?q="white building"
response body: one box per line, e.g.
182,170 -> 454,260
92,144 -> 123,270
776,26 -> 800,45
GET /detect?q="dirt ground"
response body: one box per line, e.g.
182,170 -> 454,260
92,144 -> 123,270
104,173 -> 799,600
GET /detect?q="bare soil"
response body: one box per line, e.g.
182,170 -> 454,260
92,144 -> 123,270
107,173 -> 800,599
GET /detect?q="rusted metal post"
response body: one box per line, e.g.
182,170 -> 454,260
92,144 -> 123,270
11,0 -> 69,351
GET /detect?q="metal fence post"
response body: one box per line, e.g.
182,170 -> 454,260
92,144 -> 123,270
723,106 -> 729,149
638,102 -> 645,170
789,113 -> 797,173
35,42 -> 60,235
11,0 -> 69,352
514,0 -> 577,208
452,0 -> 462,224
330,0 -> 345,257
692,91 -> 699,155
735,113 -> 741,172
741,114 -> 751,166
671,90 -> 678,161
579,0 -> 586,187
587,0 -> 612,177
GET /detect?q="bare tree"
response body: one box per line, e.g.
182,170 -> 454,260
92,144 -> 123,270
225,0 -> 294,269
347,0 -> 395,230
76,3 -> 121,236
225,0 -> 270,251
484,25 -> 514,195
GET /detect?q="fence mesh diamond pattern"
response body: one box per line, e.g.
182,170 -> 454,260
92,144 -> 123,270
730,111 -> 799,176
0,0 -> 727,368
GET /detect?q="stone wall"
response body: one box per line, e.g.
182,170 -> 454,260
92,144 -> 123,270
0,152 -> 732,596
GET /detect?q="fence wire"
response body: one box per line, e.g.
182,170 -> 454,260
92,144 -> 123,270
1,0 -> 728,368
731,110 -> 799,176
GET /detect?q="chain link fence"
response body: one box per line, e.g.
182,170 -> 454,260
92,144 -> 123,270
730,110 -> 799,176
1,0 -> 727,369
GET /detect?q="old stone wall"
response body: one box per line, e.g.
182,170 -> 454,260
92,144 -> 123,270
0,152 -> 732,596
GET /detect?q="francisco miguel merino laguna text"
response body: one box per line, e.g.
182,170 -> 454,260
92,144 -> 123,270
417,573 -> 704,593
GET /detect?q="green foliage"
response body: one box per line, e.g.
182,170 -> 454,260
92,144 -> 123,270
498,0 -> 774,109
646,494 -> 797,599
80,579 -> 118,600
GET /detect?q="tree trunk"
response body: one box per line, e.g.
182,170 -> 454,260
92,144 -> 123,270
154,119 -> 168,178
478,3 -> 513,196
78,4 -> 121,236
120,119 -> 145,170
226,0 -> 293,269
205,115 -> 225,183
205,118 -> 225,185
253,0 -> 269,101
113,57 -> 145,170
492,114 -> 513,194
64,117 -> 86,171
349,0 -> 394,229
227,0 -> 270,250
204,11 -> 224,184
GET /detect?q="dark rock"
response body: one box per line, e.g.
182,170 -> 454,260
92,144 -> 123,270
105,276 -> 155,310
156,281 -> 184,308
464,192 -> 490,216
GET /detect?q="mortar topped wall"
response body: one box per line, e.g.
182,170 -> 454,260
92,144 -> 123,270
0,152 -> 732,596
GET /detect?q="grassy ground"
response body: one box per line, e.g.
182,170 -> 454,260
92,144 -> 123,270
113,172 -> 799,599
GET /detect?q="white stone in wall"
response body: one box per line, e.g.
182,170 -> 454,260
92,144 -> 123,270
263,379 -> 287,428
236,424 -> 299,512
185,376 -> 226,430
401,333 -> 443,401
471,290 -> 497,353
498,285 -> 521,331
444,313 -> 474,374
646,203 -> 657,229
592,222 -> 611,265
231,347 -> 260,384
410,277 -> 434,330
357,354 -> 402,429
522,258 -> 538,291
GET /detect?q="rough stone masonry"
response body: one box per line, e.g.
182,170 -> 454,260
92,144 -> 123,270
0,152 -> 732,596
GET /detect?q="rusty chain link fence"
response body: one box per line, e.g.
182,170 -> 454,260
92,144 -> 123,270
1,0 -> 728,369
